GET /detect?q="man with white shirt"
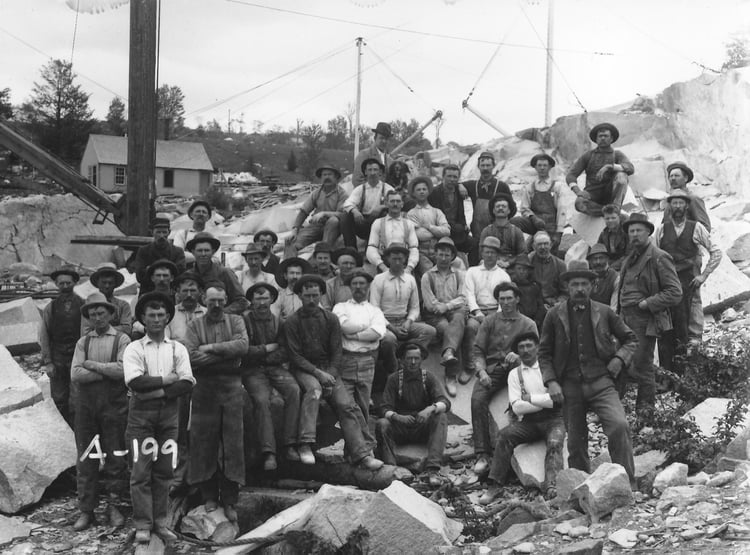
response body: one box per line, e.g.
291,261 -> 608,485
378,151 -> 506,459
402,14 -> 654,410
370,243 -> 436,377
342,158 -> 395,248
172,200 -> 220,265
406,177 -> 451,274
333,269 -> 388,455
462,236 -> 511,384
478,332 -> 564,504
367,190 -> 419,273
237,243 -> 278,293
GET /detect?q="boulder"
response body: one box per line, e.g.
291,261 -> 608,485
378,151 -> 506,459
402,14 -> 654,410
702,255 -> 750,315
705,470 -> 735,488
555,468 -> 590,504
653,462 -> 688,493
655,485 -> 712,512
495,506 -> 539,535
684,398 -> 750,437
558,539 -> 604,555
723,422 -> 750,460
180,505 -> 238,541
571,463 -> 634,522
687,472 -> 710,485
0,399 -> 76,513
485,521 -> 537,548
608,528 -> 639,549
0,515 -> 32,546
303,486 -> 375,547
0,346 -> 44,415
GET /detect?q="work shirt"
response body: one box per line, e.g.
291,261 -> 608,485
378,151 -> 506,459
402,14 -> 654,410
421,267 -> 466,314
518,178 -> 568,232
473,311 -> 537,374
598,226 -> 629,269
273,287 -> 302,323
381,368 -> 451,417
194,261 -> 249,314
134,242 -> 186,293
40,292 -> 84,362
167,302 -> 207,344
333,299 -> 387,352
70,326 -> 130,384
236,269 -> 278,293
366,215 -> 420,270
370,271 -> 420,322
654,219 -> 721,278
243,310 -> 286,367
81,296 -> 133,337
294,184 -> 349,228
322,275 -> 352,310
343,181 -> 395,216
478,222 -> 526,263
123,335 -> 194,386
529,253 -> 568,306
284,307 -> 343,374
508,361 -> 556,421
185,314 -> 249,376
566,146 -> 635,194
407,204 -> 451,244
463,264 -> 511,312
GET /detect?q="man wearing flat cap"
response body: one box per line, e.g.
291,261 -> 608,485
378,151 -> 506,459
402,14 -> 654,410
289,164 -> 349,253
366,190 -> 420,273
187,232 -> 249,314
343,158 -> 395,248
617,213 -> 681,421
511,153 -> 569,250
123,292 -> 194,544
471,281 -> 537,476
566,123 -> 634,217
172,200 -> 220,265
134,217 -> 186,295
40,266 -> 84,426
655,190 -> 721,367
407,176 -> 451,274
463,151 -> 512,239
662,162 -> 711,231
322,247 -> 361,310
285,274 -> 384,469
353,121 -> 394,185
70,293 -> 131,531
273,256 -> 313,323
237,243 -> 278,292
82,263 -> 133,337
540,259 -> 637,484
254,230 -> 282,275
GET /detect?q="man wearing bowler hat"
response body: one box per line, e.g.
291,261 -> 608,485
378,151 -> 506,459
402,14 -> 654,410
617,213 -> 681,420
40,266 -> 85,426
134,217 -> 186,295
661,162 -> 711,231
655,190 -> 721,366
353,121 -> 394,185
566,123 -> 634,217
254,230 -> 282,275
82,263 -> 133,337
463,151 -> 512,239
586,244 -> 619,308
273,256 -> 313,323
289,164 -> 349,252
187,232 -> 249,314
342,158 -> 395,248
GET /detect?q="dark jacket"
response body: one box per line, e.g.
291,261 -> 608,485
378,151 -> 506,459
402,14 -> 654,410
429,184 -> 469,240
539,300 -> 637,385
617,242 -> 682,336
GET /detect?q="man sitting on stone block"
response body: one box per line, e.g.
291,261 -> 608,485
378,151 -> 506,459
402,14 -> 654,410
478,332 -> 564,505
377,343 -> 450,487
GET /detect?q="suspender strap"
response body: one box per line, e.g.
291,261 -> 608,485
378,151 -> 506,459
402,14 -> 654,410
83,331 -> 123,362
397,368 -> 428,398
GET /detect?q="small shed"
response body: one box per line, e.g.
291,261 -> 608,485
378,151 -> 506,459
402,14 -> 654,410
80,134 -> 214,196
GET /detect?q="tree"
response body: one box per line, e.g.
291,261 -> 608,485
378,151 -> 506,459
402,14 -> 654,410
0,88 -> 12,119
287,150 -> 298,172
205,119 -> 223,136
326,115 -> 349,149
105,97 -> 127,136
19,59 -> 94,163
300,123 -> 326,178
156,84 -> 185,137
723,36 -> 750,70
389,118 -> 432,153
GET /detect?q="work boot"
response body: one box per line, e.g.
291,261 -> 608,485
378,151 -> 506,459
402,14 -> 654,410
359,455 -> 384,471
478,484 -> 503,505
445,376 -> 458,397
298,444 -> 316,465
426,470 -> 442,488
458,367 -> 474,385
263,453 -> 278,471
135,529 -> 151,543
108,504 -> 125,527
285,446 -> 300,462
473,455 -> 490,475
73,511 -> 95,531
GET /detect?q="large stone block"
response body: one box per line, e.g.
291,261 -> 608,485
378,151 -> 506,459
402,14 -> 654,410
571,463 -> 634,522
0,323 -> 40,355
702,256 -> 750,314
0,398 -> 76,513
0,345 -> 43,415
0,298 -> 41,327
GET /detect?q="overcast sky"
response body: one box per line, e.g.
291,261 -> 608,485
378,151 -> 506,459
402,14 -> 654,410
2,0 -> 748,145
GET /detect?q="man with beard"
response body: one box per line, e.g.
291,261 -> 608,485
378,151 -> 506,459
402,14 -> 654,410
586,244 -> 619,308
617,213 -> 681,420
566,123 -> 634,217
134,218 -> 186,295
237,243 -> 279,292
661,162 -> 711,231
172,200 -> 220,265
429,164 -> 478,265
322,247 -> 361,310
464,151 -> 511,239
655,190 -> 721,366
185,285 -> 249,522
540,260 -> 637,485
529,232 -> 568,308
479,193 -> 526,268
187,232 -> 249,314
254,230 -> 282,275
285,274 -> 384,469
273,256 -> 313,323
342,159 -> 395,248
40,267 -> 84,426
82,263 -> 133,337
289,165 -> 348,252
407,177 -> 451,274
353,122 -> 393,185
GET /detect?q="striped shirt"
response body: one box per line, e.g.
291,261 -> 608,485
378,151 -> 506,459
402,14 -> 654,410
70,326 -> 130,384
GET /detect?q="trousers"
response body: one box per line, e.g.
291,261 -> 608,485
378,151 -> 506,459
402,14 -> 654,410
376,413 -> 447,470
243,365 -> 301,454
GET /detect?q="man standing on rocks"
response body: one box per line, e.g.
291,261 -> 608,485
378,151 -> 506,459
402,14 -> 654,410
617,213 -> 681,420
539,260 -> 637,483
134,218 -> 186,295
587,244 -> 619,308
187,232 -> 249,314
82,263 -> 133,337
123,292 -> 194,544
661,162 -> 711,231
377,343 -> 450,487
353,122 -> 393,185
342,158 -> 395,248
311,242 -> 336,280
71,292 -> 131,531
131,259 -> 178,338
172,200 -> 219,265
479,332 -> 564,504
471,282 -> 537,476
566,123 -> 634,217
463,151 -> 512,239
40,266 -> 84,427
655,190 -> 721,366
185,284 -> 249,523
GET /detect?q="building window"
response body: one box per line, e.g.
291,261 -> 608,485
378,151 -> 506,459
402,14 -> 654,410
164,169 -> 174,189
88,165 -> 97,187
115,166 -> 126,186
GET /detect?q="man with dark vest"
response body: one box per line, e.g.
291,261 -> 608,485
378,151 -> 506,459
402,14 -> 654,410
70,292 -> 131,531
655,190 -> 721,365
507,254 -> 546,332
82,263 -> 133,337
429,164 -> 478,265
528,231 -> 567,308
661,162 -> 711,231
617,213 -> 681,420
566,123 -> 634,217
587,244 -> 619,308
463,151 -> 512,239
254,230 -> 282,275
342,158 -> 395,248
40,266 -> 84,426
134,218 -> 186,295
353,122 -> 393,185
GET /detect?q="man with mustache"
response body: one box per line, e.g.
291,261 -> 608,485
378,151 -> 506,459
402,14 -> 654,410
254,230 -> 282,275
288,164 -> 348,253
478,193 -> 526,269
529,231 -> 567,309
463,151 -> 511,240
172,200 -> 220,266
82,263 -> 133,337
661,162 -> 711,231
187,232 -> 249,315
655,190 -> 721,366
237,243 -> 278,292
322,247 -> 361,310
586,244 -> 619,308
134,218 -> 186,295
273,256 -> 313,323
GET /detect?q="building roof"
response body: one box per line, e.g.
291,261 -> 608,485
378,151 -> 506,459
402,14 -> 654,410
86,134 -> 213,171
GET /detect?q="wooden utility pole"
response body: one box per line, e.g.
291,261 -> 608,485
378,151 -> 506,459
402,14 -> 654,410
544,0 -> 555,127
352,37 -> 364,174
126,0 -> 157,236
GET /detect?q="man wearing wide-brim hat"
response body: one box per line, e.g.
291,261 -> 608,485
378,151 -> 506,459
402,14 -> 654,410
311,242 -> 337,280
616,213 -> 682,420
143,259 -> 178,298
463,151 -> 512,240
478,193 -> 526,269
134,217 -> 187,295
253,230 -> 282,275
237,242 -> 278,292
342,157 -> 395,248
274,256 -> 313,323
510,153 -> 567,251
321,247 -> 362,310
288,163 -> 349,253
661,162 -> 711,231
539,259 -> 638,485
172,200 -> 221,264
83,262 -> 133,337
566,122 -> 635,217
70,292 -> 131,531
585,243 -> 619,307
407,176 -> 452,275
352,121 -> 394,185
655,189 -> 721,368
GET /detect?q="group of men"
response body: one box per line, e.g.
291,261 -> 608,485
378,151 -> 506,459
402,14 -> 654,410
37,120 -> 722,542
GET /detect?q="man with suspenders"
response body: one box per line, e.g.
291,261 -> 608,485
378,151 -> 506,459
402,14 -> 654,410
366,190 -> 420,273
342,158 -> 395,248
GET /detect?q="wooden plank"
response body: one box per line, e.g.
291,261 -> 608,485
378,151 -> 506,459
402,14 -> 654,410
71,235 -> 151,248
